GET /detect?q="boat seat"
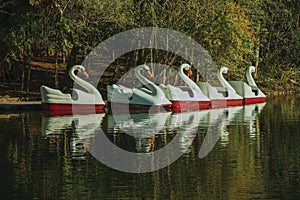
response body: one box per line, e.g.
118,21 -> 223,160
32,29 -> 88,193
216,87 -> 228,97
120,88 -> 132,94
250,85 -> 259,96
112,84 -> 132,94
178,86 -> 194,98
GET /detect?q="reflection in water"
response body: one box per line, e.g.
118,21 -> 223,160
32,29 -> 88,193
107,112 -> 171,138
199,107 -> 231,157
42,113 -> 105,160
106,112 -> 171,153
106,110 -> 211,154
223,103 -> 266,143
1,95 -> 299,199
41,103 -> 266,159
166,110 -> 210,154
199,103 -> 266,156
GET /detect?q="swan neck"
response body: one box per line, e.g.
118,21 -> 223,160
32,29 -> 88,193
246,67 -> 257,87
69,67 -> 95,93
136,67 -> 157,94
179,66 -> 202,93
217,68 -> 236,93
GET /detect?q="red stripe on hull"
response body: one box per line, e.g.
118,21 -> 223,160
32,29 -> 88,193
211,99 -> 243,108
42,103 -> 105,110
42,103 -> 105,116
198,101 -> 211,110
108,102 -> 172,113
244,97 -> 266,105
171,107 -> 210,113
172,101 -> 199,108
171,101 -> 211,108
171,101 -> 211,112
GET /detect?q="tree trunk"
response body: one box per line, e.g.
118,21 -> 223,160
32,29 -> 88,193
0,41 -> 9,82
21,62 -> 25,91
55,50 -> 59,89
254,40 -> 260,78
26,65 -> 31,92
60,45 -> 79,92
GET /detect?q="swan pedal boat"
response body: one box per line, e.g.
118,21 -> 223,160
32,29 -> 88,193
107,64 -> 172,111
197,67 -> 243,108
228,66 -> 266,104
159,64 -> 211,111
40,65 -> 105,113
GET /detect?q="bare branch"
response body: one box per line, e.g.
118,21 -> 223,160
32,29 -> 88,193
0,0 -> 15,9
0,9 -> 15,16
0,0 -> 15,15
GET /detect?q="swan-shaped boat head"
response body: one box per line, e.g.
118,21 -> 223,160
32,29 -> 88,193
227,66 -> 266,104
217,67 -> 238,94
40,65 -> 105,108
158,63 -> 210,109
246,66 -> 258,87
245,66 -> 266,98
197,67 -> 243,107
181,63 -> 191,71
107,64 -> 171,108
133,64 -> 171,106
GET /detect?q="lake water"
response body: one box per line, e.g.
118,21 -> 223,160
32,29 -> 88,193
0,94 -> 299,199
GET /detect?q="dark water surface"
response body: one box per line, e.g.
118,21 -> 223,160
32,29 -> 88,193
0,95 -> 299,199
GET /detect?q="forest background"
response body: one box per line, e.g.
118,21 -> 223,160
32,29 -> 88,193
0,0 -> 299,100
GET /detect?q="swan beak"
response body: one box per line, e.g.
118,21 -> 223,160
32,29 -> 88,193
253,71 -> 257,77
187,69 -> 193,77
147,70 -> 153,77
82,71 -> 89,78
227,72 -> 231,77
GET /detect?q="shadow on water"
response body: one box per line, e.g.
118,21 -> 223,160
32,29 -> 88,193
0,94 -> 299,199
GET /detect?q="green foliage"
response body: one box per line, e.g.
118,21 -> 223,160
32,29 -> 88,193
0,0 -> 299,91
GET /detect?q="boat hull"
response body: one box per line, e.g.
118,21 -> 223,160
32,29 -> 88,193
211,99 -> 243,108
42,103 -> 105,116
171,100 -> 211,112
244,97 -> 266,105
108,102 -> 172,113
228,81 -> 266,105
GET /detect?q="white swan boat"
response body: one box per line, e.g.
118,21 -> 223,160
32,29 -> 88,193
197,67 -> 243,108
228,66 -> 266,104
159,64 -> 210,110
107,64 -> 171,111
40,65 -> 105,113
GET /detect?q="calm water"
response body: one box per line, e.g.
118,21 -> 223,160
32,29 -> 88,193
0,95 -> 299,199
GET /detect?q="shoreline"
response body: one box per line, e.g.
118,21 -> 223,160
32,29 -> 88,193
0,101 -> 41,111
0,91 -> 298,112
264,90 -> 300,96
1,88 -> 299,100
